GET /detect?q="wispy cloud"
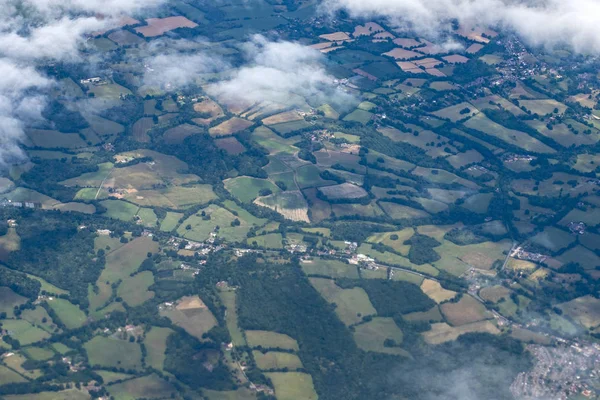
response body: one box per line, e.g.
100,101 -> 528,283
323,0 -> 600,54
207,34 -> 353,108
0,0 -> 163,167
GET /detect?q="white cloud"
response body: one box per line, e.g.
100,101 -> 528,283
207,35 -> 352,108
0,0 -> 163,167
323,0 -> 600,54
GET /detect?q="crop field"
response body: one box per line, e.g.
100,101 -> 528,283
209,117 -> 253,137
262,111 -> 304,125
107,29 -> 144,46
332,202 -> 385,218
558,296 -> 600,329
0,320 -> 50,345
423,321 -> 500,344
301,258 -> 359,279
420,279 -> 457,303
46,299 -> 87,329
255,191 -> 309,222
253,351 -> 303,371
252,126 -> 299,154
117,271 -> 154,306
269,119 -> 312,136
318,183 -> 368,201
310,278 -> 377,326
225,176 -> 281,203
353,317 -> 408,356
265,372 -> 318,400
245,330 -> 299,351
464,113 -> 555,153
440,295 -> 491,326
26,129 -> 87,149
143,327 -> 173,370
159,295 -> 217,340
132,117 -> 154,143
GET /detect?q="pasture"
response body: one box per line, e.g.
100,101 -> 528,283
177,204 -> 253,242
558,296 -> 600,329
218,290 -> 246,346
225,176 -> 281,203
144,327 -> 173,370
247,233 -> 283,249
252,351 -> 303,371
117,271 -> 154,306
353,317 -> 408,356
301,258 -> 359,279
255,191 -> 309,222
530,227 -> 576,253
318,183 -> 368,201
464,113 -> 555,153
0,320 -> 50,345
46,299 -> 87,329
107,374 -> 177,400
0,287 -> 27,317
26,130 -> 87,149
245,330 -> 299,351
160,211 -> 183,232
309,278 -> 377,326
265,372 -> 318,400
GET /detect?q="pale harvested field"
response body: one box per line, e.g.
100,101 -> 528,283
262,111 -> 303,125
383,48 -> 422,60
440,295 -> 491,326
209,117 -> 253,137
443,55 -> 469,64
319,32 -> 351,41
423,321 -> 500,344
192,98 -> 224,125
352,22 -> 385,37
393,38 -> 421,48
420,279 -> 457,303
135,16 -> 197,37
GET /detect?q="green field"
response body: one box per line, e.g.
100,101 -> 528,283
99,200 -> 139,222
26,129 -> 87,149
177,204 -> 252,243
3,389 -> 90,400
218,289 -> 246,346
0,320 -> 50,345
253,351 -> 303,371
353,317 -> 408,356
85,336 -> 142,370
107,374 -> 177,400
159,211 -> 183,232
224,176 -> 281,203
245,330 -> 299,351
143,327 -> 174,371
46,299 -> 87,329
247,233 -> 283,249
21,307 -> 57,333
310,278 -> 377,326
0,365 -> 27,385
117,271 -> 155,306
265,372 -> 318,400
301,258 -> 359,279
23,346 -> 55,361
0,287 -> 27,317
